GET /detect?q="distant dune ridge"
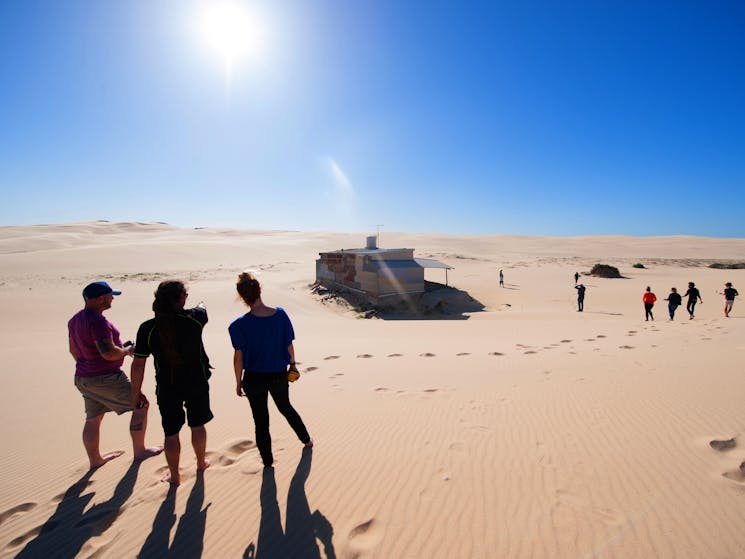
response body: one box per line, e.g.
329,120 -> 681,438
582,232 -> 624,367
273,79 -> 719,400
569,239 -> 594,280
1,221 -> 745,558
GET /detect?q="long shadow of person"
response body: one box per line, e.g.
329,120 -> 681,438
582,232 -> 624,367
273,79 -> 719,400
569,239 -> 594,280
16,461 -> 141,558
244,448 -> 335,559
138,471 -> 209,558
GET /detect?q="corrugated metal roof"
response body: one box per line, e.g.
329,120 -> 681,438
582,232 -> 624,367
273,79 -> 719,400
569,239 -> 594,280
321,247 -> 411,255
368,260 -> 423,269
414,257 -> 453,270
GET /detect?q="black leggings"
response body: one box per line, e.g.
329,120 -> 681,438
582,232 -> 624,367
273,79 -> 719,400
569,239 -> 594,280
243,372 -> 310,467
686,300 -> 697,317
644,302 -> 654,320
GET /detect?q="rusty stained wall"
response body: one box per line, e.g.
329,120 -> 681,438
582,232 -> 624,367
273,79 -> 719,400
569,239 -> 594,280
316,253 -> 377,294
316,249 -> 424,299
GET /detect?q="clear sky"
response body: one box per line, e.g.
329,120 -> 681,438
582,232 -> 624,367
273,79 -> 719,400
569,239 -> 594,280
1,0 -> 743,236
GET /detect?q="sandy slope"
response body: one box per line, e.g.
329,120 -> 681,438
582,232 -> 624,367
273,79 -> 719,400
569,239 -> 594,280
1,222 -> 744,558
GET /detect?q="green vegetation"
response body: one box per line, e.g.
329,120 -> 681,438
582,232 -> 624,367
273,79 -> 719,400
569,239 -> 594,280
709,262 -> 745,269
590,264 -> 622,278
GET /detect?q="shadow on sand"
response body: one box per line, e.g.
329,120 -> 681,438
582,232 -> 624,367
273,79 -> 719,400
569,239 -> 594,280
244,447 -> 335,559
16,461 -> 141,558
138,471 -> 210,558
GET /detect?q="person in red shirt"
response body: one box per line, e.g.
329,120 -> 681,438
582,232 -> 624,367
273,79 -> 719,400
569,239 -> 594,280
642,286 -> 657,321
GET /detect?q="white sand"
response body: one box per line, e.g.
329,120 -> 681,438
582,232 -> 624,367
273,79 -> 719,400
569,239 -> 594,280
1,222 -> 744,558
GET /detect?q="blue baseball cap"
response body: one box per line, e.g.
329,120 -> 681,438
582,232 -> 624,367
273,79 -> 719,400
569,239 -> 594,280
82,281 -> 122,299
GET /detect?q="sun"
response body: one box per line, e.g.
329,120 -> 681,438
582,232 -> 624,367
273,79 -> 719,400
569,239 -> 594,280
198,1 -> 267,77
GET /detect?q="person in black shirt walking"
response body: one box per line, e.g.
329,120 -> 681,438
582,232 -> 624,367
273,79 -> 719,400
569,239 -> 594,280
721,282 -> 739,317
664,287 -> 682,320
683,282 -> 703,320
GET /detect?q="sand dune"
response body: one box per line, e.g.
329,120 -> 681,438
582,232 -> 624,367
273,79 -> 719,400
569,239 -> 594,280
1,222 -> 745,558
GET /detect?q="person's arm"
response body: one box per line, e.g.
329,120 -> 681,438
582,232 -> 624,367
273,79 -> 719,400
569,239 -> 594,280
288,343 -> 298,373
96,336 -> 133,361
234,349 -> 244,397
69,336 -> 78,361
130,356 -> 149,409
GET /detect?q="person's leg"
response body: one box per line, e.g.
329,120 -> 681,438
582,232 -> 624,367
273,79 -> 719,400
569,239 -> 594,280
191,425 -> 209,470
163,433 -> 181,485
83,414 -> 124,469
130,405 -> 162,459
184,388 -> 213,471
245,377 -> 273,466
268,377 -> 311,445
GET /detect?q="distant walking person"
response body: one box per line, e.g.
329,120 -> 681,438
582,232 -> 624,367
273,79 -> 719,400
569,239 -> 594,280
68,281 -> 162,469
230,272 -> 312,468
722,282 -> 739,317
499,269 -> 504,288
683,282 -> 703,319
664,287 -> 682,320
131,280 -> 214,485
574,272 -> 580,285
642,286 -> 657,321
575,283 -> 586,312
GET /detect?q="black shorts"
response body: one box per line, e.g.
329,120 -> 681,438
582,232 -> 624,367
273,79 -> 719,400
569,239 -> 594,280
156,384 -> 213,437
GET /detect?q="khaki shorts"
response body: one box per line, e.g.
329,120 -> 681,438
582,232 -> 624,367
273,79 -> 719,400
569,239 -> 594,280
75,371 -> 133,419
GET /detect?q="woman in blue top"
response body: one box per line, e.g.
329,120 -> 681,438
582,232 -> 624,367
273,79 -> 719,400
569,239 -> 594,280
229,272 -> 312,468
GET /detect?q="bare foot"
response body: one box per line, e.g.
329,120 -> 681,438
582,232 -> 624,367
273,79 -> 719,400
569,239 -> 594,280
197,458 -> 211,472
304,438 -> 314,448
161,471 -> 181,486
90,450 -> 125,470
135,446 -> 164,461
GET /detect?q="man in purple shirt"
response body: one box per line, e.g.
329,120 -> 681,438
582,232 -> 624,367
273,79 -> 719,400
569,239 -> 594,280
68,281 -> 162,469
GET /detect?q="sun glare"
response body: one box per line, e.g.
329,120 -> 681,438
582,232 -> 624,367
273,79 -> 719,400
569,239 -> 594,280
198,1 -> 267,79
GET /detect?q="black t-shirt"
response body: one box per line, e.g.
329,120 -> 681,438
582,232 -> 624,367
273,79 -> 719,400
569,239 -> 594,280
666,293 -> 682,306
724,287 -> 738,300
684,287 -> 700,301
134,307 -> 211,388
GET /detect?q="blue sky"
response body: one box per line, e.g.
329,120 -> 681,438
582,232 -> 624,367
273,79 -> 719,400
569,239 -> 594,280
1,0 -> 743,236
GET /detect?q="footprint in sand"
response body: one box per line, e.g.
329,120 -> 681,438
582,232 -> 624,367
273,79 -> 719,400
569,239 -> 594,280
627,331 -> 637,335
419,352 -> 435,357
488,352 -> 504,356
524,350 -> 537,354
387,353 -> 403,357
456,352 -> 470,356
710,438 -> 736,451
324,355 -> 340,360
204,439 -> 257,468
348,518 -> 384,551
374,387 -> 391,393
7,523 -> 52,550
0,503 -> 37,526
597,334 -> 607,338
619,345 -> 634,349
356,354 -> 374,359
722,465 -> 745,484
304,366 -> 318,372
560,339 -> 572,343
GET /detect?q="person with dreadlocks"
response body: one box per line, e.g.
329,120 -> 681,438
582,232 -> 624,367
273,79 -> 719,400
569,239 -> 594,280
131,280 -> 213,485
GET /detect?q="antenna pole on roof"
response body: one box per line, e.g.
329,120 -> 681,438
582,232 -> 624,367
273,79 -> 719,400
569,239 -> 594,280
376,224 -> 384,247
